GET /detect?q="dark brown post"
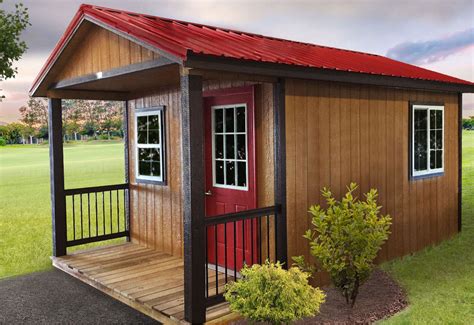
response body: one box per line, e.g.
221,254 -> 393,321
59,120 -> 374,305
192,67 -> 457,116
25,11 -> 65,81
48,98 -> 67,257
181,72 -> 206,323
274,78 -> 288,267
123,101 -> 131,240
458,93 -> 462,232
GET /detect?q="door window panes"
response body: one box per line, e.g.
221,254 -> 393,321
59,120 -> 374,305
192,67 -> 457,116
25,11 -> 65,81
212,105 -> 248,189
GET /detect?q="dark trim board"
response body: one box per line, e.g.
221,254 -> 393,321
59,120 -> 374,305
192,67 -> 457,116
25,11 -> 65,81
180,73 -> 206,324
51,58 -> 175,90
66,231 -> 130,247
48,98 -> 67,257
273,78 -> 287,267
124,101 -> 131,240
458,93 -> 462,232
185,53 -> 474,94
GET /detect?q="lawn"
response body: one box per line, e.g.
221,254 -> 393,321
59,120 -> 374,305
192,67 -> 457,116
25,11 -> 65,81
381,130 -> 474,324
0,141 -> 125,278
0,135 -> 473,323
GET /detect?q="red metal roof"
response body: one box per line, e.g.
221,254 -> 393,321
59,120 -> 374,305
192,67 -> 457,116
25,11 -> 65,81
31,4 -> 474,93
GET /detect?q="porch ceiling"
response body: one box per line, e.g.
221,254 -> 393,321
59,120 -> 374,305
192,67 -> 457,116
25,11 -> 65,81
48,62 -> 180,101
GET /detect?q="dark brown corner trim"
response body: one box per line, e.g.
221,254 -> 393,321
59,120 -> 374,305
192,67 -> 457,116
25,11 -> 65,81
458,93 -> 463,232
185,53 -> 474,94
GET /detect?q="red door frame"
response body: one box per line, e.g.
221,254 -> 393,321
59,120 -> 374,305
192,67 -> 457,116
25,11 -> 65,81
203,85 -> 257,270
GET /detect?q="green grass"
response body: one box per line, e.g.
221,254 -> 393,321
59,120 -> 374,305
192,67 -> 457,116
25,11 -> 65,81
0,141 -> 125,279
1,135 -> 474,323
381,130 -> 474,324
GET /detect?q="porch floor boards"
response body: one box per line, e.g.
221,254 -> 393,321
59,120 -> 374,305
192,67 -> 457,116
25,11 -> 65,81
52,242 -> 237,324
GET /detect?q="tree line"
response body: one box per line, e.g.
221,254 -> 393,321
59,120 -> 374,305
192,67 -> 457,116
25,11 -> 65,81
462,116 -> 474,130
0,98 -> 124,144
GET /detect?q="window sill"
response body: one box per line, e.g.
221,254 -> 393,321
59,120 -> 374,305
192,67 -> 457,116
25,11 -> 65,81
136,178 -> 167,186
410,172 -> 444,181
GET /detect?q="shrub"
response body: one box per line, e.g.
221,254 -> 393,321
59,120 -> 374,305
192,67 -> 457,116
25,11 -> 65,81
224,261 -> 325,324
0,137 -> 6,146
295,183 -> 391,307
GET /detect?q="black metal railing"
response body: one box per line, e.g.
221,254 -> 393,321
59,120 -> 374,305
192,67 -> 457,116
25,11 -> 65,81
64,183 -> 130,247
203,205 -> 281,307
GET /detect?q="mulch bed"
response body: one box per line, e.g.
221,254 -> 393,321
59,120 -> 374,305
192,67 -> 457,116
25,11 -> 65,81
232,269 -> 408,325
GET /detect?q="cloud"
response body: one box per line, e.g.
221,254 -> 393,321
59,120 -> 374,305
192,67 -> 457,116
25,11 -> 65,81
386,28 -> 474,65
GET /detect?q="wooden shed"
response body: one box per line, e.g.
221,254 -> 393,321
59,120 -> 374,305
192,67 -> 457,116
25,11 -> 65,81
31,4 -> 474,324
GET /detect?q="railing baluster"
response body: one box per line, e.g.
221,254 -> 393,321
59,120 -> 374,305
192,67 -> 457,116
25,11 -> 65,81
233,220 -> 237,282
102,191 -> 106,235
80,194 -> 83,239
95,192 -> 98,237
267,214 -> 270,261
258,216 -> 262,264
250,217 -> 254,265
205,227 -> 209,298
109,190 -> 113,234
72,195 -> 76,240
123,190 -> 126,231
215,224 -> 218,295
87,193 -> 91,238
224,222 -> 228,285
242,219 -> 245,266
117,190 -> 120,233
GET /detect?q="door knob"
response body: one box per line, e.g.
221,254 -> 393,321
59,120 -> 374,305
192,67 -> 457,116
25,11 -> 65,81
205,190 -> 212,196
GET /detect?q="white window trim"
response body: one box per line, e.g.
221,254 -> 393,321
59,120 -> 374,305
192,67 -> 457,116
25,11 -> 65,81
211,103 -> 249,191
135,108 -> 165,183
411,104 -> 444,178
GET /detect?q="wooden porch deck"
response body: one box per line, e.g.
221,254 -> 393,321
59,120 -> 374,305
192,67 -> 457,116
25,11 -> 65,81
52,243 -> 237,324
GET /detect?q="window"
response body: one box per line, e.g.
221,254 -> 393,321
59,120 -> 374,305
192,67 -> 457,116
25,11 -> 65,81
212,104 -> 248,190
411,104 -> 444,178
135,107 -> 165,184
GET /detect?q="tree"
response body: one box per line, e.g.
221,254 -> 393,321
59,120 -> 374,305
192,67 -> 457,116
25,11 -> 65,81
0,1 -> 30,100
19,97 -> 48,140
4,122 -> 26,143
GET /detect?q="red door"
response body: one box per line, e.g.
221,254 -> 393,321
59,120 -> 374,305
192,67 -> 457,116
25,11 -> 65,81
204,86 -> 257,272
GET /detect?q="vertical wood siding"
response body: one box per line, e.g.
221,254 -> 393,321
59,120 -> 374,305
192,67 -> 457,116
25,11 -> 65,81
127,77 -> 274,256
55,24 -> 159,82
285,79 -> 459,270
128,86 -> 183,257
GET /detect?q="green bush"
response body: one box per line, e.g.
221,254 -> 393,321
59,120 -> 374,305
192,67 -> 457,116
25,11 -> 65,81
224,261 -> 325,324
295,183 -> 391,307
0,137 -> 6,146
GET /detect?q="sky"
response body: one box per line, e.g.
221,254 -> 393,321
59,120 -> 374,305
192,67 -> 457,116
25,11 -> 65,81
0,0 -> 473,123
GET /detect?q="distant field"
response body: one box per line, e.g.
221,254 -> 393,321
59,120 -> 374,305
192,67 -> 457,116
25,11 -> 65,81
0,141 -> 125,278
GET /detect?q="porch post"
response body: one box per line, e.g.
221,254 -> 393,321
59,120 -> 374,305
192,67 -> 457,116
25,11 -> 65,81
274,78 -> 288,267
181,72 -> 206,323
48,98 -> 67,257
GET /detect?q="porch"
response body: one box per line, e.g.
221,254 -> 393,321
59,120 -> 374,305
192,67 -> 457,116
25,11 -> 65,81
52,242 -> 234,324
39,18 -> 287,321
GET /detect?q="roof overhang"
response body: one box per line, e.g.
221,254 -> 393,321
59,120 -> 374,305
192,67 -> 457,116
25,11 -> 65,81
185,53 -> 474,93
30,14 -> 182,98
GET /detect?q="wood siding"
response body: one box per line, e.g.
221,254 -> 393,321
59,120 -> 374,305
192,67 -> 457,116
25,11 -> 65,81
285,79 -> 459,279
126,77 -> 275,256
55,23 -> 159,82
128,86 -> 183,257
